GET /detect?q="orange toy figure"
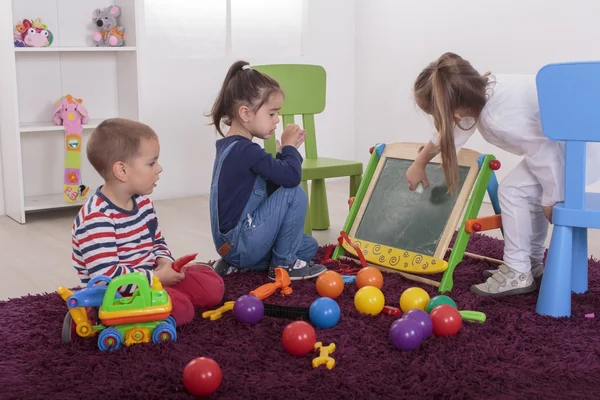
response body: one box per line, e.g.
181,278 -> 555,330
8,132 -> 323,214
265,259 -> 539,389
250,268 -> 292,300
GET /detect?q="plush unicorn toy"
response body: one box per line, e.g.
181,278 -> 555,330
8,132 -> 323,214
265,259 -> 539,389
53,95 -> 90,203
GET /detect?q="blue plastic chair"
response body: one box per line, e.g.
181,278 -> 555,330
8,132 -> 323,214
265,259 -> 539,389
535,61 -> 600,317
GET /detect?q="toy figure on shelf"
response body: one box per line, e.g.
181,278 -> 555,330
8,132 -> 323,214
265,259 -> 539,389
92,6 -> 125,47
53,95 -> 90,203
14,18 -> 53,48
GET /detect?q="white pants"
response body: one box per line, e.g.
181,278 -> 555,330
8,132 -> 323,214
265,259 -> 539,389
498,160 -> 549,273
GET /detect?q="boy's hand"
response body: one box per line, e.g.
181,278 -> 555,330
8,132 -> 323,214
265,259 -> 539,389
154,259 -> 185,286
406,163 -> 429,190
281,124 -> 306,148
156,257 -> 173,270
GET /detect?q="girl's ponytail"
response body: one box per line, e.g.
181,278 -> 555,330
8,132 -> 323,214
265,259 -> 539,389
210,61 -> 250,137
431,68 -> 459,195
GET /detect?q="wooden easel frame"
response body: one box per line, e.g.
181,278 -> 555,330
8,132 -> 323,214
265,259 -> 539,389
332,142 -> 502,293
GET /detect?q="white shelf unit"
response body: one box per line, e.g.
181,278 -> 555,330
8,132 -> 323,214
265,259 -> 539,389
0,0 -> 145,223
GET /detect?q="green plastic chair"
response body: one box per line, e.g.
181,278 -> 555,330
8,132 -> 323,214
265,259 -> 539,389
253,64 -> 363,234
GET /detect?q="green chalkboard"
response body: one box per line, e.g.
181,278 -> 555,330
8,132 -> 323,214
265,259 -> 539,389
354,158 -> 470,257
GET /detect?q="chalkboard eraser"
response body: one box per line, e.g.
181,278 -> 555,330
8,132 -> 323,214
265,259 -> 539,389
415,182 -> 424,194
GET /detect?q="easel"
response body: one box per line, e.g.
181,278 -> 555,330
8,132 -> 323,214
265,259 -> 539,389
331,143 -> 504,294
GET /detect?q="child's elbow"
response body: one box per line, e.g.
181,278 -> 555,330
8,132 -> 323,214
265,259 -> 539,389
282,172 -> 302,188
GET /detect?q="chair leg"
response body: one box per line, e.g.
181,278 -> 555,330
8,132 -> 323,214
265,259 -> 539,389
350,175 -> 362,197
571,227 -> 588,294
536,225 -> 573,317
310,179 -> 330,231
301,181 -> 312,236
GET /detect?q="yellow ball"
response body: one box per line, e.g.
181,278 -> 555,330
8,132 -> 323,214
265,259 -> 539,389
399,287 -> 430,312
354,286 -> 385,316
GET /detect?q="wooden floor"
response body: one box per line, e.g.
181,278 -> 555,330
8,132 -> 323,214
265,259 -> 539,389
1,179 -> 598,300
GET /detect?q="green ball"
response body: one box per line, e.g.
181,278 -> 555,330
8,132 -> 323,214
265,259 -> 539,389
426,295 -> 457,314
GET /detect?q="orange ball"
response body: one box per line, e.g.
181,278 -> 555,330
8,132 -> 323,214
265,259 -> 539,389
356,267 -> 383,289
315,271 -> 344,299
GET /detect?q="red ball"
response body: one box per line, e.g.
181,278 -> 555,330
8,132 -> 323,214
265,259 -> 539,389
183,357 -> 222,397
430,305 -> 462,336
489,159 -> 501,170
282,321 -> 316,356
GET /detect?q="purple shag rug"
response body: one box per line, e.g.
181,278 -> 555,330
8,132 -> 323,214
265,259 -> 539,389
2,234 -> 600,399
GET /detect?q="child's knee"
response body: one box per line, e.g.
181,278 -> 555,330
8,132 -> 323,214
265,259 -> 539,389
175,265 -> 225,309
164,287 -> 195,326
282,185 -> 307,207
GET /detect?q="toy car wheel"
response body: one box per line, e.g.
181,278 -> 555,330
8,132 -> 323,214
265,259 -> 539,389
98,327 -> 123,351
61,312 -> 75,344
152,324 -> 177,344
165,316 -> 177,329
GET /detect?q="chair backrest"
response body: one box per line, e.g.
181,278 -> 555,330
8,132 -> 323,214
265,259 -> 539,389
536,61 -> 600,209
252,64 -> 326,159
536,62 -> 600,142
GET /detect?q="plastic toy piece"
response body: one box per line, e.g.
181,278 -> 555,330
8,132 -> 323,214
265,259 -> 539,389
459,310 -> 486,323
263,304 -> 310,320
342,275 -> 356,284
202,301 -> 235,321
465,215 -> 502,233
250,268 -> 293,300
312,342 -> 336,370
489,159 -> 501,170
585,313 -> 595,319
382,306 -> 401,317
172,253 -> 198,272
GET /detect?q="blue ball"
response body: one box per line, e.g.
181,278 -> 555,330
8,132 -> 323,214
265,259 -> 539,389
309,297 -> 341,329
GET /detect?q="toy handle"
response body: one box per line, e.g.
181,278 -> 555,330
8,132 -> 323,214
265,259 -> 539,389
87,275 -> 112,288
460,310 -> 486,323
250,283 -> 277,301
172,253 -> 198,272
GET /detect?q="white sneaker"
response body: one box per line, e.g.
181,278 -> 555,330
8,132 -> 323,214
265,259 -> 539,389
471,264 -> 536,297
483,262 -> 544,282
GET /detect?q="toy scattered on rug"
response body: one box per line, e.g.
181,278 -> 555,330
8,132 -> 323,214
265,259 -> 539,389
58,253 -> 203,350
58,273 -> 177,351
313,342 -> 336,370
92,6 -> 124,47
183,357 -> 222,397
53,95 -> 90,203
14,18 -> 53,47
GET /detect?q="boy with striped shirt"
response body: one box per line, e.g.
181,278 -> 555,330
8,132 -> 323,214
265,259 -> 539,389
71,118 -> 224,324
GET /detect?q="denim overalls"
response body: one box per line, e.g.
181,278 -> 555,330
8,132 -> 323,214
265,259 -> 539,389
210,141 -> 317,271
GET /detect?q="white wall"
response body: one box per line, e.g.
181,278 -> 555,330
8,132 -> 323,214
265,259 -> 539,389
141,0 -> 356,201
354,0 -> 600,189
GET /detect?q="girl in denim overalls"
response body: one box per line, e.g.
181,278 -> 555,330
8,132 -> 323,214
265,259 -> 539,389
207,61 -> 327,281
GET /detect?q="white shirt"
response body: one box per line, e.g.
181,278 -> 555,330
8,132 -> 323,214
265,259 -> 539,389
431,74 -> 600,206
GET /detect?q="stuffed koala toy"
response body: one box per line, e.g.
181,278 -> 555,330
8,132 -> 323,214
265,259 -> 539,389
92,6 -> 124,47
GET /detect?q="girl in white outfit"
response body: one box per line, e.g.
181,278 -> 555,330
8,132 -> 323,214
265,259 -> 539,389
407,52 -> 584,297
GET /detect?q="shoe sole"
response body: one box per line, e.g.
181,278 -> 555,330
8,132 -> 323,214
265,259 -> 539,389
470,282 -> 537,297
268,269 -> 326,281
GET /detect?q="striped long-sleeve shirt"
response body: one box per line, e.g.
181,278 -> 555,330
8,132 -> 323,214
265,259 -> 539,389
71,188 -> 174,294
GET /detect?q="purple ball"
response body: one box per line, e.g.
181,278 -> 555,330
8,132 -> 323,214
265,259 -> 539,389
402,309 -> 433,339
233,295 -> 264,324
389,318 -> 423,351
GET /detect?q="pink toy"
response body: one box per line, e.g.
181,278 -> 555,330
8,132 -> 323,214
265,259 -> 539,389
14,18 -> 53,48
53,95 -> 90,203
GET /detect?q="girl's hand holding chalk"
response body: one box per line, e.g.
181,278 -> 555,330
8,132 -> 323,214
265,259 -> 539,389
415,182 -> 424,194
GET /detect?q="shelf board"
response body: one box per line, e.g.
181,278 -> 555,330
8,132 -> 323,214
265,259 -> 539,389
20,119 -> 103,133
14,46 -> 136,53
25,193 -> 86,212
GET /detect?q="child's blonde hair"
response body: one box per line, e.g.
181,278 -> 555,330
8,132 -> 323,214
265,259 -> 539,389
87,118 -> 158,179
414,52 -> 488,193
